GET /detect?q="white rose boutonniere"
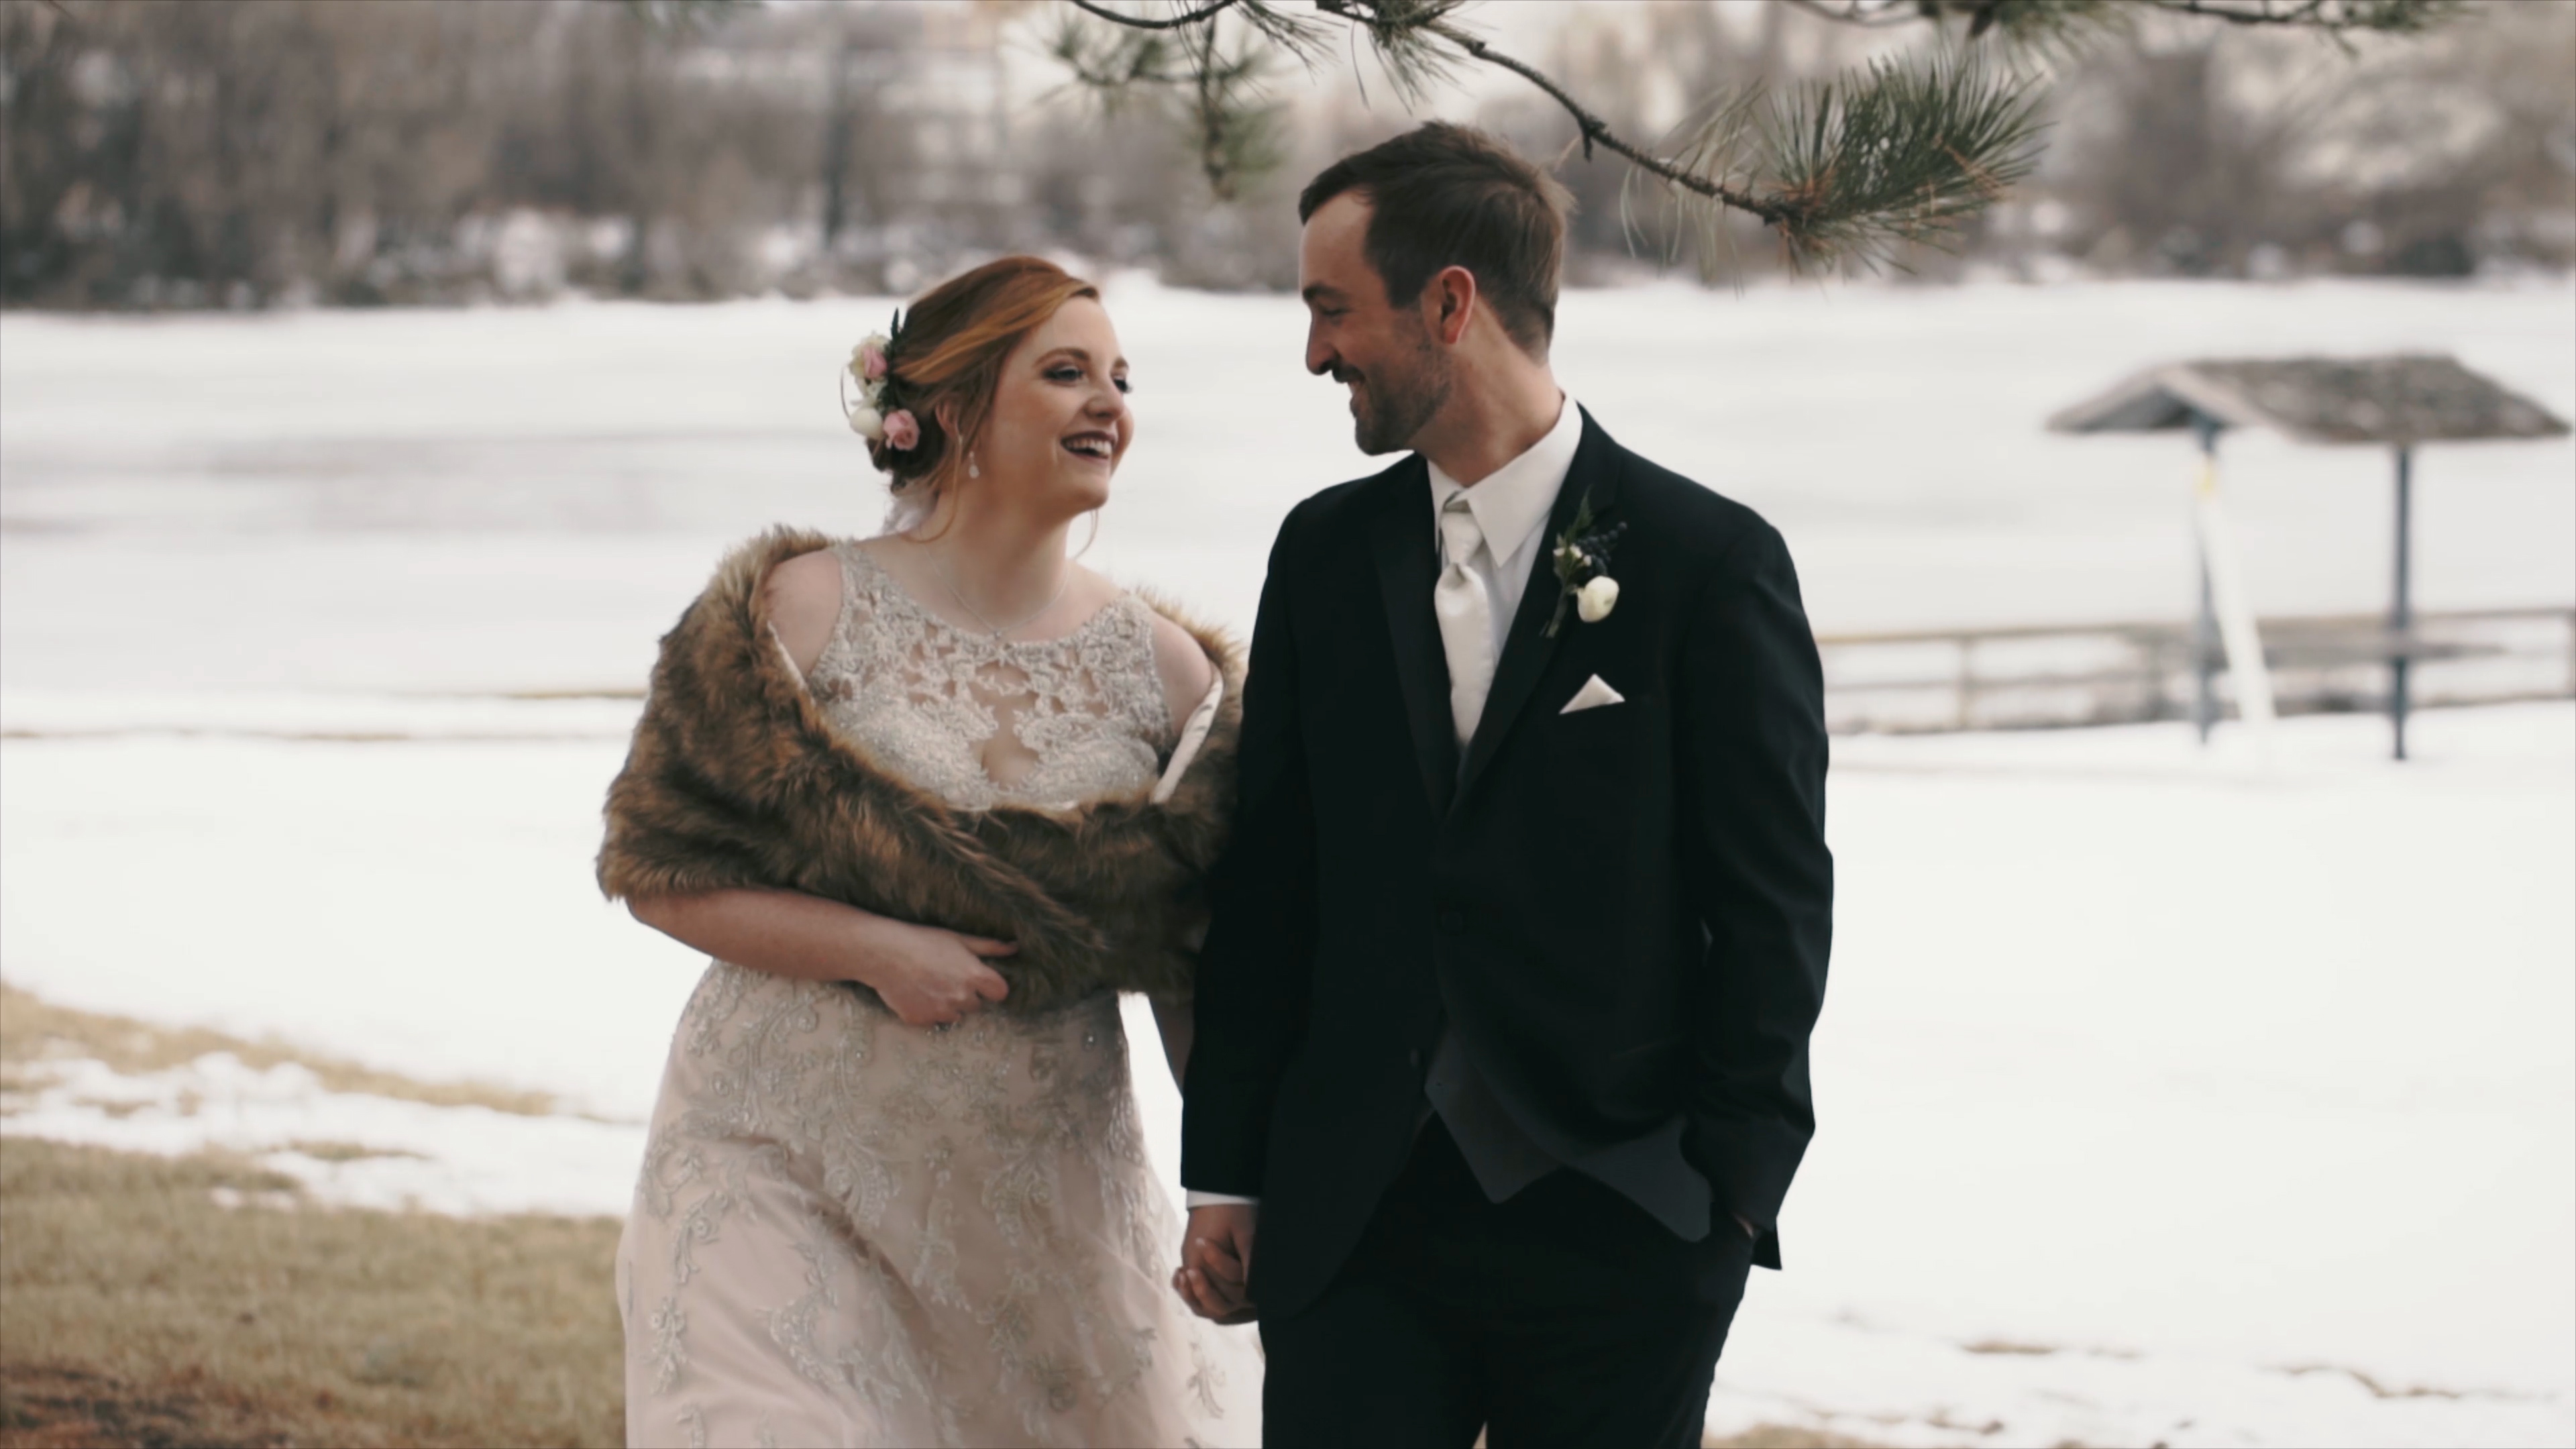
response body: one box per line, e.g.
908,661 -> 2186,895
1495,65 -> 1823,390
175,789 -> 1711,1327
1577,575 -> 1620,623
1544,490 -> 1627,638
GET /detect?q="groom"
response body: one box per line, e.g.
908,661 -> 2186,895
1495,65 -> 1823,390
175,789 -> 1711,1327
1175,122 -> 1833,1446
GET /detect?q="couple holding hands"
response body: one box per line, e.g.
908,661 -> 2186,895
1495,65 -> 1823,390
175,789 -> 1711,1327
599,121 -> 1832,1448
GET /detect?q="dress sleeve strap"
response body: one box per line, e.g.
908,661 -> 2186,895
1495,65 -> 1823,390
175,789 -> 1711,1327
1151,671 -> 1227,804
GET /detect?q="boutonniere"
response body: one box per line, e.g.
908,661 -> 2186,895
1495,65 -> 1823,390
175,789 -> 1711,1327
1544,490 -> 1626,638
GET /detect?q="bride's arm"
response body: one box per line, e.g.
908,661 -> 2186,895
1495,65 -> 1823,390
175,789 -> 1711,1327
1149,996 -> 1194,1088
1146,614 -> 1218,745
629,888 -> 1015,1028
1144,616 -> 1218,1088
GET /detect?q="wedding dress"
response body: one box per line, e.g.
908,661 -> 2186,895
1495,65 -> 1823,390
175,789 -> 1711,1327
616,542 -> 1260,1448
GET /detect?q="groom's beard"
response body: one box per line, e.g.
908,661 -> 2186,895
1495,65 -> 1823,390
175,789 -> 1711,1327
1346,325 -> 1452,456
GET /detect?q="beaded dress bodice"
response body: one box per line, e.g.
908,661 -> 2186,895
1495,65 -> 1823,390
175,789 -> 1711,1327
806,543 -> 1172,810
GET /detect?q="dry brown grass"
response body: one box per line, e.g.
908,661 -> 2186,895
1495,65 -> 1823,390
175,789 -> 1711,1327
0,1128 -> 1876,1448
0,985 -> 1878,1448
0,1136 -> 624,1447
0,984 -> 560,1118
1,985 -> 621,1445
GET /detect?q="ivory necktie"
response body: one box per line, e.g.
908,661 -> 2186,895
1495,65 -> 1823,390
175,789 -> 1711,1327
1426,492 -> 1564,1204
1434,494 -> 1494,747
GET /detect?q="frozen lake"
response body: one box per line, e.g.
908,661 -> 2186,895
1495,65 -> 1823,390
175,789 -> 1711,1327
3,279 -> 2571,1447
3,276 -> 2571,694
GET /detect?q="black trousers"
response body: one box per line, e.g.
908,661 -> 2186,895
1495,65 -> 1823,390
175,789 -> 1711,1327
1260,1119 -> 1756,1449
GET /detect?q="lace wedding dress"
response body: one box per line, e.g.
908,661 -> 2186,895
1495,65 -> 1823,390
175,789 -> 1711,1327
616,543 -> 1260,1448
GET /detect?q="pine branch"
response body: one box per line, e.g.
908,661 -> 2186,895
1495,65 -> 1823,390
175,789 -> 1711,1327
1412,14 -> 2044,268
1179,17 -> 1288,200
1790,0 -> 2462,42
1067,0 -> 1244,30
1319,0 -> 1467,107
1757,48 -> 2048,268
1055,0 -> 2046,268
1402,13 -> 1784,223
2138,0 -> 2461,30
622,0 -> 754,36
1781,0 -> 1932,29
1050,4 -> 1287,197
1226,1 -> 1338,70
1049,19 -> 1191,93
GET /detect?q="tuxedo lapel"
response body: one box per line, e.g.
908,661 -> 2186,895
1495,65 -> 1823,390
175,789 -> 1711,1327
1456,409 -> 1623,802
1366,459 -> 1460,817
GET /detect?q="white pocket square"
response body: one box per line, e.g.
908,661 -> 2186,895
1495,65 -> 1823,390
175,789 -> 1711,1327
1560,675 -> 1625,714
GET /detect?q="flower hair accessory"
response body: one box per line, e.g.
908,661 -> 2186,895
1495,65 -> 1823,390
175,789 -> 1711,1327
842,309 -> 918,449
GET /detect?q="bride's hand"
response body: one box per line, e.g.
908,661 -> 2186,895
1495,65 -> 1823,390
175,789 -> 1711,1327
861,920 -> 1015,1027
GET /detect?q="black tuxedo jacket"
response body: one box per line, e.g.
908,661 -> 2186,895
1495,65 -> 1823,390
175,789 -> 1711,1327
1181,409 -> 1833,1322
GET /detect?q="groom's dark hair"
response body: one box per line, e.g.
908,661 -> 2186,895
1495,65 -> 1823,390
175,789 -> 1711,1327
1299,122 -> 1571,357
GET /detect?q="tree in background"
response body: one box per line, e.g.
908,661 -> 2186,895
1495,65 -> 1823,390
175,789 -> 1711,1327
2041,0 -> 2576,278
3,0 -> 838,306
7,0 -> 2563,309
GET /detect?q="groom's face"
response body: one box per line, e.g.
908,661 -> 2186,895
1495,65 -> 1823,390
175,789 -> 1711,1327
1300,193 -> 1451,456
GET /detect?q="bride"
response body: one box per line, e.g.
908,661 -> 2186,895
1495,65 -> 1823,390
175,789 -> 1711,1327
598,256 -> 1261,1447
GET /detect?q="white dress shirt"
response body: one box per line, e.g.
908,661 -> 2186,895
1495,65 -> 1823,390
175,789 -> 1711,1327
1425,393 -> 1582,672
1184,396 -> 1580,1213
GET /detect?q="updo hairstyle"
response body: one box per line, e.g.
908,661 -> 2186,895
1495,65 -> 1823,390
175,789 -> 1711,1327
869,256 -> 1101,502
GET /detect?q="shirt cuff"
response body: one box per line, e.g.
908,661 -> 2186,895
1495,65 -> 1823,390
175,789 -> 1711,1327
1185,1191 -> 1259,1209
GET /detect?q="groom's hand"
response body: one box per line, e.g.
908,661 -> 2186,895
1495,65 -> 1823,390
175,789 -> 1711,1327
1175,1203 -> 1258,1324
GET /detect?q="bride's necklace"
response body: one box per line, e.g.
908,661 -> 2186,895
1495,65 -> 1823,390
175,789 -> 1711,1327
933,555 -> 1071,641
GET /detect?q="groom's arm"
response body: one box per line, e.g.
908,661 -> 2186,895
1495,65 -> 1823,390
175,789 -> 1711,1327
1674,517 -> 1833,1261
1181,508 -> 1322,1199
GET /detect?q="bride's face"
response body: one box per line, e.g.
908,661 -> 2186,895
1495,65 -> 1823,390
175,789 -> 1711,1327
975,297 -> 1133,519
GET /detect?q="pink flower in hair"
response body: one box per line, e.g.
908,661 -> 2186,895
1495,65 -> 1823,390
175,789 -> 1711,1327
881,409 -> 920,451
850,337 -> 889,382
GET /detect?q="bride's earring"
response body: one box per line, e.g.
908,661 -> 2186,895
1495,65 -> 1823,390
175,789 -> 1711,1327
967,451 -> 980,480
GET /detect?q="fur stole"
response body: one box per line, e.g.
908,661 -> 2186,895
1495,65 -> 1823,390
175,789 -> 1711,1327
596,527 -> 1243,1014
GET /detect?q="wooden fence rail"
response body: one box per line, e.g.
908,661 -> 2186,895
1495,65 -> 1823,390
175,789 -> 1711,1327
1815,606 -> 2576,736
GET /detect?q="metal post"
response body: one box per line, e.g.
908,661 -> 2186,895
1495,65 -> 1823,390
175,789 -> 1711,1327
1955,637 -> 1976,732
2192,416 -> 2221,743
2390,445 -> 2413,761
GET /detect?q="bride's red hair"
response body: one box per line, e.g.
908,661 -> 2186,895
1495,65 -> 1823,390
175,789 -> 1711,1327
871,256 -> 1100,502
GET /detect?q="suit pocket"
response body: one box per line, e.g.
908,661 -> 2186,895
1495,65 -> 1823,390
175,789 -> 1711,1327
1546,692 -> 1647,745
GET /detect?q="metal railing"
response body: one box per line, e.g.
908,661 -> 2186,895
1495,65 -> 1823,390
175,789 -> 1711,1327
1816,606 -> 2576,735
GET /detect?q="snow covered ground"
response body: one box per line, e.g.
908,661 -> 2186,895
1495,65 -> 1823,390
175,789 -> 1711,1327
3,280 -> 2571,1447
3,698 -> 2565,1447
4,1051 -> 642,1218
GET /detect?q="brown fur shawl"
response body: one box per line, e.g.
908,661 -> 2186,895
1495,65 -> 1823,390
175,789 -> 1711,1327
596,527 -> 1243,1014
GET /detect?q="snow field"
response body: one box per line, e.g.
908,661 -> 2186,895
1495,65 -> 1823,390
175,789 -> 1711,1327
2,699 -> 2566,1447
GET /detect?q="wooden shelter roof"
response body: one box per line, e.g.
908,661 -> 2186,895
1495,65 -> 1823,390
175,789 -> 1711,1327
2047,354 -> 2569,446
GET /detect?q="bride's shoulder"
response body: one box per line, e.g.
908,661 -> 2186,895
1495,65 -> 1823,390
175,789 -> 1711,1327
1113,581 -> 1222,738
761,541 -> 857,679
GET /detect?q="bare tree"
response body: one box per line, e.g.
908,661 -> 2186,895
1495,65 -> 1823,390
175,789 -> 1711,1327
2032,0 -> 2569,278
